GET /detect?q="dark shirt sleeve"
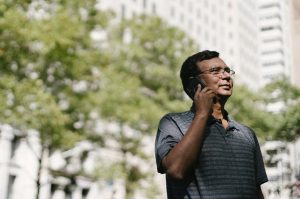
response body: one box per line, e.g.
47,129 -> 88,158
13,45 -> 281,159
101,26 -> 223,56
253,132 -> 269,185
155,114 -> 183,174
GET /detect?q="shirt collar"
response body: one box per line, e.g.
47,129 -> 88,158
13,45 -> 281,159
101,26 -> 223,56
190,103 -> 239,130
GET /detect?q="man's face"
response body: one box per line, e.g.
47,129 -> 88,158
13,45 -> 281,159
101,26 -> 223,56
196,57 -> 234,97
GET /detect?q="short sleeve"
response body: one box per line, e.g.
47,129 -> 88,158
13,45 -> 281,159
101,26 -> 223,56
155,114 -> 183,174
253,133 -> 268,185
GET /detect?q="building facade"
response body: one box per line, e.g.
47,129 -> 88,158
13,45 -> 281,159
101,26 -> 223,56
100,0 -> 298,90
0,122 -> 162,199
291,0 -> 300,88
258,0 -> 294,87
0,124 -> 126,199
261,139 -> 300,198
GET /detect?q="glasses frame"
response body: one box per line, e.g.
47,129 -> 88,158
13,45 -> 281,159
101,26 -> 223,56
199,66 -> 235,77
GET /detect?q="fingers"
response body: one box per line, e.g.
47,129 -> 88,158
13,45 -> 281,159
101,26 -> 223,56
195,84 -> 209,94
193,84 -> 202,100
193,85 -> 215,115
194,84 -> 215,100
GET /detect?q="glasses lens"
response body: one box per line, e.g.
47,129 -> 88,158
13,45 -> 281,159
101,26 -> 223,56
224,67 -> 231,73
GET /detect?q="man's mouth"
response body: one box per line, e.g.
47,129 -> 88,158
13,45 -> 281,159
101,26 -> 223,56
219,84 -> 231,89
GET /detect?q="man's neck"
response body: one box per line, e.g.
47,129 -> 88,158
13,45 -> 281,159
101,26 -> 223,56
212,102 -> 224,120
212,96 -> 229,120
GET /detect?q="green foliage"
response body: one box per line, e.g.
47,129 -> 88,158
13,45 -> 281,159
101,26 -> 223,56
109,15 -> 196,99
226,84 -> 277,138
103,14 -> 197,132
263,76 -> 300,103
276,104 -> 300,140
227,76 -> 300,141
0,0 -> 113,149
97,67 -> 165,131
262,76 -> 300,141
95,14 -> 197,198
2,0 -> 299,198
0,75 -> 82,148
0,2 -> 197,197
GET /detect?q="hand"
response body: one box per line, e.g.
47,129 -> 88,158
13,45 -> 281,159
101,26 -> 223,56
193,84 -> 216,117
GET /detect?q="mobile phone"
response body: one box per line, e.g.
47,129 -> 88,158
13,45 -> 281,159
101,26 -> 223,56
187,77 -> 206,98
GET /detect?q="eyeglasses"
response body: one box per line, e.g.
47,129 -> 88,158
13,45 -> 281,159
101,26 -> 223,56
199,66 -> 235,78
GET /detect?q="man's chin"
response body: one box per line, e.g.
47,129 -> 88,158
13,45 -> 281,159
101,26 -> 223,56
217,92 -> 232,98
218,87 -> 232,93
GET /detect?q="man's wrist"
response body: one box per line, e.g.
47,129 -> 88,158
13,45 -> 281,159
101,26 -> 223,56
194,112 -> 209,120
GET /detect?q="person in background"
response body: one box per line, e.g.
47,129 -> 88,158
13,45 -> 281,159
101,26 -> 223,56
155,50 -> 268,199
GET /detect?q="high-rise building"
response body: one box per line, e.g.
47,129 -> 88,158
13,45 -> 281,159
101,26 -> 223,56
257,0 -> 294,87
291,0 -> 300,88
100,0 -> 297,90
100,0 -> 260,89
158,0 -> 259,90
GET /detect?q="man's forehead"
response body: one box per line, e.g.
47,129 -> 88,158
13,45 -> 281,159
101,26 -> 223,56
196,57 -> 226,69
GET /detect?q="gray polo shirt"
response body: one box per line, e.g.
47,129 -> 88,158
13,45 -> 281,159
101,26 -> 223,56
155,108 -> 268,199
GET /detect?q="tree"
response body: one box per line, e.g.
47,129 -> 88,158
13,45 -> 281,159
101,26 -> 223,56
103,14 -> 197,128
0,0 -> 113,198
0,0 -> 114,144
262,76 -> 300,141
226,84 -> 277,139
226,76 -> 300,141
0,1 -> 197,197
96,14 -> 198,198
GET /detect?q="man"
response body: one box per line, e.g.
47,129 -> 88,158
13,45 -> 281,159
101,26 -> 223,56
155,50 -> 268,199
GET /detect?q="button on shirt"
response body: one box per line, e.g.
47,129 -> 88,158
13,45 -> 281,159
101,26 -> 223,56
155,107 -> 268,199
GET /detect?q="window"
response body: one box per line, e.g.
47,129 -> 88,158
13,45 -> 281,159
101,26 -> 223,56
189,2 -> 193,13
170,7 -> 175,17
228,16 -> 232,23
212,36 -> 217,46
82,188 -> 89,199
7,175 -> 16,199
211,20 -> 216,29
50,184 -> 59,197
132,11 -> 136,18
196,9 -> 201,18
64,186 -> 72,199
220,11 -> 224,20
204,14 -> 208,23
152,3 -> 156,14
188,20 -> 193,28
197,26 -> 202,35
180,13 -> 184,23
204,0 -> 209,8
205,31 -> 209,41
143,0 -> 147,9
211,3 -> 216,13
121,4 -> 125,19
11,136 -> 21,159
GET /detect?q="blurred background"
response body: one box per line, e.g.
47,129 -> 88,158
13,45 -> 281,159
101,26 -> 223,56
0,0 -> 299,198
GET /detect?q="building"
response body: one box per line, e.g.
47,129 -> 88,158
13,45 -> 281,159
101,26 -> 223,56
160,0 -> 260,89
257,0 -> 294,87
100,0 -> 260,89
291,0 -> 300,88
0,125 -> 40,199
0,122 -> 162,199
0,124 -> 126,199
100,0 -> 298,90
261,139 -> 300,198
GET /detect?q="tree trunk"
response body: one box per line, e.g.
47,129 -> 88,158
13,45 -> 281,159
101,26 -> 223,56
35,145 -> 45,199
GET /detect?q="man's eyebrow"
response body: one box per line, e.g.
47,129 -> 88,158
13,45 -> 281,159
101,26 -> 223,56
210,66 -> 229,68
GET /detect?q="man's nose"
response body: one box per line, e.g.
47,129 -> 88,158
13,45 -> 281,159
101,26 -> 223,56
220,71 -> 231,79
